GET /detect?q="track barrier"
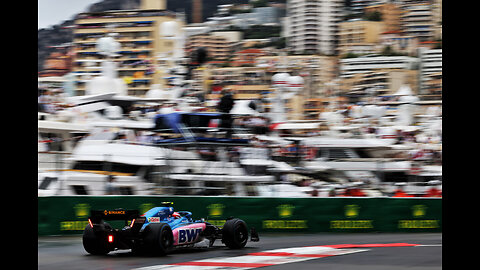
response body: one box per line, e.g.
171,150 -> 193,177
38,196 -> 441,236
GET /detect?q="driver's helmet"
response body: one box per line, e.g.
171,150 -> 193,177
172,212 -> 181,219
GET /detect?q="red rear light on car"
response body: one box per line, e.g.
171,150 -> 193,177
108,235 -> 114,243
88,219 -> 93,228
130,219 -> 135,228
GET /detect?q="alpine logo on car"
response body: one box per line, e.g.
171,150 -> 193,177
178,228 -> 203,244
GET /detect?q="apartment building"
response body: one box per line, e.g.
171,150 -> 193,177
364,2 -> 402,33
192,0 -> 203,23
339,55 -> 419,99
206,67 -> 270,97
350,0 -> 381,16
72,0 -> 183,96
418,48 -> 441,101
185,31 -> 242,64
201,55 -> 339,119
234,6 -> 281,28
202,66 -> 272,112
255,54 -> 339,118
285,0 -> 344,55
400,2 -> 435,42
256,55 -> 338,98
201,65 -> 308,119
432,0 -> 442,39
340,69 -> 418,101
231,49 -> 269,67
303,96 -> 348,119
338,19 -> 385,56
340,55 -> 418,78
380,31 -> 418,56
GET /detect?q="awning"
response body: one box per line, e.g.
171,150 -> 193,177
38,120 -> 89,133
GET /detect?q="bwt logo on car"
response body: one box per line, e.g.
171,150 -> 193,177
178,228 -> 203,243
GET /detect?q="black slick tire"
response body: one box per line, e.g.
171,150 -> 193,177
140,223 -> 173,256
82,224 -> 110,255
222,218 -> 248,249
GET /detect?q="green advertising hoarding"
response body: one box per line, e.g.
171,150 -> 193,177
38,196 -> 441,236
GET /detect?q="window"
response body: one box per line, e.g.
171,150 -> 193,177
382,172 -> 409,182
356,149 -> 371,158
39,177 -> 57,190
328,149 -> 350,160
84,131 -> 116,141
72,161 -> 141,175
71,185 -> 89,195
118,186 -> 134,195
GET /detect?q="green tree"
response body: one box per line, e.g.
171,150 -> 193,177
363,11 -> 382,21
381,45 -> 406,56
343,52 -> 359,58
252,0 -> 268,8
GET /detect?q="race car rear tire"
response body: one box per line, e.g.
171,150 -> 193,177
140,223 -> 173,255
222,218 -> 248,249
82,223 -> 111,255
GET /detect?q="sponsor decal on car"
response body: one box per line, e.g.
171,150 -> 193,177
147,217 -> 160,223
178,228 -> 203,244
104,210 -> 125,215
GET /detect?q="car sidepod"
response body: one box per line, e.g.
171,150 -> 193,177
172,223 -> 206,246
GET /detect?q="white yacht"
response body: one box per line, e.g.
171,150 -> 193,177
37,127 -> 291,196
38,28 -> 441,198
297,136 -> 411,183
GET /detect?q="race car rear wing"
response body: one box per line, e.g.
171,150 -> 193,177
88,209 -> 147,232
87,209 -> 147,235
89,209 -> 140,222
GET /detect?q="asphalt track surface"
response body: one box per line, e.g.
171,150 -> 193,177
38,233 -> 442,270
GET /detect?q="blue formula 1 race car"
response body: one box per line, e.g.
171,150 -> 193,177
82,202 -> 259,255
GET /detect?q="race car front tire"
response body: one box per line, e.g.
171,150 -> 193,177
82,223 -> 111,255
139,223 -> 173,255
222,218 -> 248,249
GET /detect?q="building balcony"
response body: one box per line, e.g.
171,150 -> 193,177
74,26 -> 154,35
234,93 -> 262,99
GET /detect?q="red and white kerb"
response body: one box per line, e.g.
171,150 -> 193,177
133,243 -> 422,270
